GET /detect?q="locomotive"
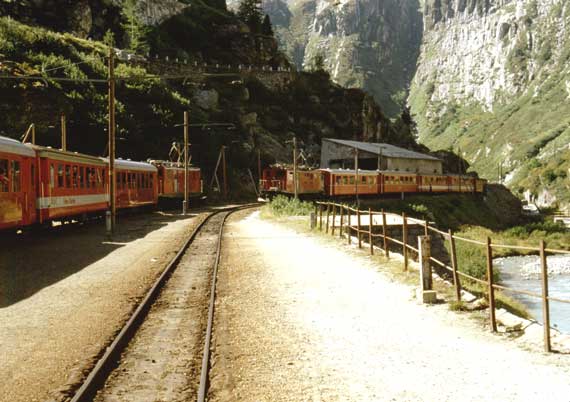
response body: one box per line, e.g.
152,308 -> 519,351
259,166 -> 486,199
0,135 -> 202,231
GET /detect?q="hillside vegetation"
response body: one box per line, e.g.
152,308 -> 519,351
0,0 -> 419,196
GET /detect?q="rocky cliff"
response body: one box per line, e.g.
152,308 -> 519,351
260,0 -> 424,117
409,0 -> 570,208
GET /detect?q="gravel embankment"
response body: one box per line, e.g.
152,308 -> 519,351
0,211 -> 206,402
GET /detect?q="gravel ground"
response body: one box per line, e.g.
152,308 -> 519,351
0,211 -> 207,402
209,210 -> 570,402
95,212 -> 227,402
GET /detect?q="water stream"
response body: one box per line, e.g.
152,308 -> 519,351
495,255 -> 570,333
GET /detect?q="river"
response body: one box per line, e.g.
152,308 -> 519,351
495,255 -> 570,333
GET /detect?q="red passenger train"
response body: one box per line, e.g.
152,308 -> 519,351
0,135 -> 203,231
260,166 -> 486,199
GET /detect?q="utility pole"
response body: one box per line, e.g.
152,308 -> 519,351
108,46 -> 116,233
222,145 -> 228,199
61,113 -> 67,151
183,111 -> 189,215
355,147 -> 360,207
293,136 -> 298,199
257,148 -> 262,189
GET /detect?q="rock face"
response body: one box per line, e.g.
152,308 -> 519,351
265,0 -> 424,117
409,0 -> 570,208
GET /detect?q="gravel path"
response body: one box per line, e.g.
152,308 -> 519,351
209,211 -> 570,402
0,211 -> 206,402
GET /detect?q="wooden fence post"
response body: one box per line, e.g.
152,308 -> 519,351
369,208 -> 374,255
357,207 -> 362,248
540,240 -> 552,353
424,216 -> 429,237
403,212 -> 409,272
448,229 -> 461,302
325,203 -> 331,234
347,208 -> 352,245
339,205 -> 344,237
382,209 -> 389,258
417,235 -> 436,303
319,204 -> 323,231
486,237 -> 497,332
331,204 -> 337,235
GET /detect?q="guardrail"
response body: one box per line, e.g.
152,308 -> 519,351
315,201 -> 570,353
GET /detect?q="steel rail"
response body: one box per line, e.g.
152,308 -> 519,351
197,207 -> 232,401
70,204 -> 258,402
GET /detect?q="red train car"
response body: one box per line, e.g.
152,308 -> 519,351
260,166 -> 287,193
381,172 -> 418,194
113,159 -> 158,209
323,169 -> 378,196
0,136 -> 36,230
35,146 -> 109,223
260,166 -> 323,196
153,161 -> 202,198
418,174 -> 449,193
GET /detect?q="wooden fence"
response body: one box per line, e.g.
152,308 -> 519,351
315,201 -> 570,353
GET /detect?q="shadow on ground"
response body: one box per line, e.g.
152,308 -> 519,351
0,211 -> 199,308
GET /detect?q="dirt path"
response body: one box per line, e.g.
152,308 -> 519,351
209,211 -> 570,402
0,211 -> 207,402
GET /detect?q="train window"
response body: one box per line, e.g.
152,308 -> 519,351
11,161 -> 20,192
96,169 -> 103,188
79,167 -> 85,189
58,165 -> 64,188
361,176 -> 366,184
65,165 -> 71,188
50,164 -> 54,189
343,176 -> 348,185
72,166 -> 78,188
0,159 -> 8,192
349,176 -> 355,185
336,176 -> 341,185
85,168 -> 91,189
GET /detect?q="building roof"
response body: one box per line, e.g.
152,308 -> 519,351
323,138 -> 441,162
0,135 -> 35,157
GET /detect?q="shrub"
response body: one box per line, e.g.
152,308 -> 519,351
268,195 -> 314,217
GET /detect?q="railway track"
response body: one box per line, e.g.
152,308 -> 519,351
69,204 -> 256,402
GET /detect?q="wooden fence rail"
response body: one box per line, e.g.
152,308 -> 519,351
315,201 -> 570,353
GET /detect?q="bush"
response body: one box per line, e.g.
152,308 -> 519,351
268,195 -> 314,217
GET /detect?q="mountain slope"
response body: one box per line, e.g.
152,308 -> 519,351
261,0 -> 424,117
409,0 -> 570,208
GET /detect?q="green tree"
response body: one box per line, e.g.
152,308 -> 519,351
312,53 -> 326,72
122,0 -> 149,53
237,0 -> 263,33
261,14 -> 273,36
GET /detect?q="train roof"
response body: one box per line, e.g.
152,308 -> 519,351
33,145 -> 106,165
149,160 -> 200,171
323,138 -> 442,162
0,135 -> 35,157
321,168 -> 379,175
104,158 -> 157,173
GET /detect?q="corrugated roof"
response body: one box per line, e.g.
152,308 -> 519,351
323,138 -> 441,161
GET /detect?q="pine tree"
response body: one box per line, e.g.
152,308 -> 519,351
121,0 -> 149,53
261,14 -> 273,36
312,53 -> 326,72
237,0 -> 263,33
